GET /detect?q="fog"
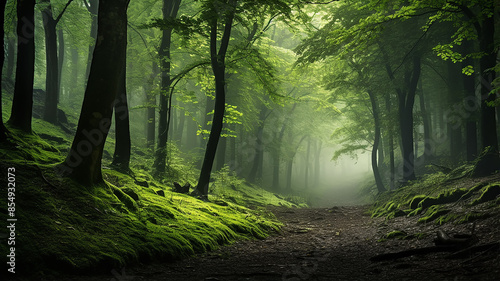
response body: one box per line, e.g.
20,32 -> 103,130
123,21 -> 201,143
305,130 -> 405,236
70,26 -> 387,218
286,146 -> 373,207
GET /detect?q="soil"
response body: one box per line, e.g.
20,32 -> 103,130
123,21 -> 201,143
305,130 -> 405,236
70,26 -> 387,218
56,205 -> 500,281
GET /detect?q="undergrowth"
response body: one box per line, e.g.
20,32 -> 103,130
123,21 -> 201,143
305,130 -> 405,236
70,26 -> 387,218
0,119 -> 304,279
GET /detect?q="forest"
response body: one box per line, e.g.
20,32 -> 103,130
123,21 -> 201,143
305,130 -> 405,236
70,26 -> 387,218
1,0 -> 499,280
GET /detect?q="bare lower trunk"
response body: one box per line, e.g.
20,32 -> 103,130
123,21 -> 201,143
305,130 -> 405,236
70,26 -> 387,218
9,0 -> 35,133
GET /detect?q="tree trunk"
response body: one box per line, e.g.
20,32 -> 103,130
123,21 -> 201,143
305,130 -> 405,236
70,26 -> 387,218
154,0 -> 181,176
84,0 -> 98,84
418,80 -> 432,163
272,104 -> 297,190
58,28 -> 64,97
9,0 -> 36,133
0,0 -> 8,141
314,140 -> 322,188
57,0 -> 129,186
247,107 -> 267,182
176,106 -> 186,145
304,136 -> 311,189
41,0 -> 60,124
368,90 -> 385,193
228,125 -> 237,171
446,61 -> 463,163
6,37 -> 15,83
397,55 -> 420,183
216,133 -> 227,171
384,93 -> 395,190
146,61 -> 159,151
70,46 -> 79,97
272,141 -> 281,190
472,12 -> 500,176
111,66 -> 131,171
194,0 -> 237,197
285,158 -> 293,191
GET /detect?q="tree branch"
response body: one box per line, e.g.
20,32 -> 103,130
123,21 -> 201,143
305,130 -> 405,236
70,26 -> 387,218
54,0 -> 74,25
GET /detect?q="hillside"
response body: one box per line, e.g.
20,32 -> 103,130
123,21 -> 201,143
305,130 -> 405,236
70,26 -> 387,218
0,109 -> 306,280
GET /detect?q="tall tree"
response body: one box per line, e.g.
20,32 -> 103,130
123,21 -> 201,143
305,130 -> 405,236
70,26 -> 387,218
461,40 -> 477,162
41,0 -> 74,124
472,1 -> 499,175
193,0 -> 238,197
9,0 -> 36,133
57,0 -> 130,186
153,0 -> 181,176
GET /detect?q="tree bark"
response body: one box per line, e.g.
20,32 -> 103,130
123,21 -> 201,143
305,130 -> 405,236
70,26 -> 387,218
153,0 -> 181,176
273,104 -> 297,190
418,79 -> 432,164
41,0 -> 59,123
247,106 -> 268,182
446,61 -> 464,163
58,28 -> 65,97
397,55 -> 421,183
9,0 -> 36,133
175,105 -> 186,145
304,136 -> 311,189
384,93 -> 395,190
313,140 -> 322,188
146,61 -> 159,151
6,37 -> 15,83
70,46 -> 79,100
84,0 -> 98,85
111,66 -> 131,171
57,0 -> 129,186
368,90 -> 385,193
472,12 -> 500,176
194,0 -> 237,197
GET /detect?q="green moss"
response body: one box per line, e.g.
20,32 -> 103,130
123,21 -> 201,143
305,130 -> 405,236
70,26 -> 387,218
0,110 -> 304,278
416,188 -> 468,210
412,232 -> 428,239
0,159 -> 285,277
418,205 -> 451,223
471,184 -> 500,205
456,212 -> 490,224
408,195 -> 426,209
407,207 -> 422,217
385,230 -> 407,239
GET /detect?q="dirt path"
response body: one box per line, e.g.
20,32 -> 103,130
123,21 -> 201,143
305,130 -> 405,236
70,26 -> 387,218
60,206 -> 499,281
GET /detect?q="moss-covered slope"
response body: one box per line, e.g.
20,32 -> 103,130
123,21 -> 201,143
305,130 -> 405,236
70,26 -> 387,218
0,125 -> 302,279
370,167 -> 500,225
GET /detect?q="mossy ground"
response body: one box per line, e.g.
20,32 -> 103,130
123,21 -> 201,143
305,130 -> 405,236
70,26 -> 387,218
0,116 -> 304,279
370,165 -> 500,228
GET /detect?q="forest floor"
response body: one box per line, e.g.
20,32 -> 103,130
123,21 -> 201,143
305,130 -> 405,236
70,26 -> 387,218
59,204 -> 500,281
